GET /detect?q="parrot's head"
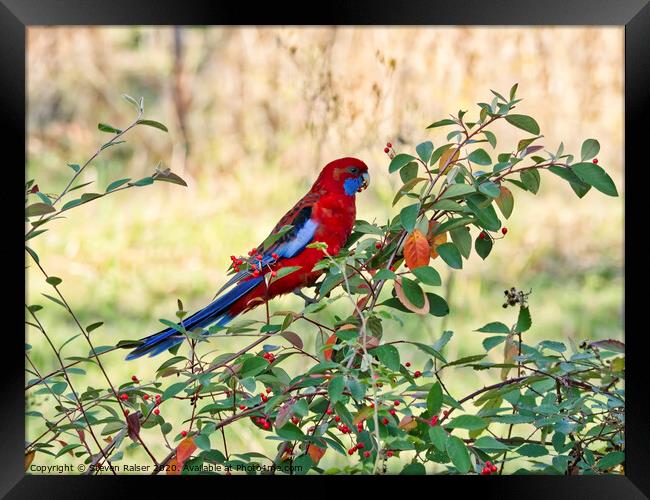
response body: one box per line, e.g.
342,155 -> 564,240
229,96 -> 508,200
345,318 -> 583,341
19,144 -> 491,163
314,157 -> 370,196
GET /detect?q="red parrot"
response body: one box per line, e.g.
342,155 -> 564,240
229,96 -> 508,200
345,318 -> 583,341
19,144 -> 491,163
126,157 -> 369,360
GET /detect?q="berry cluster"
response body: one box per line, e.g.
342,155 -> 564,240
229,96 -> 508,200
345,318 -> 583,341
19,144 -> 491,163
481,460 -> 498,475
383,142 -> 395,159
262,351 -> 276,363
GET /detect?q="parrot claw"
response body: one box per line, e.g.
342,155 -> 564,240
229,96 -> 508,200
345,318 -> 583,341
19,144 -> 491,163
293,288 -> 318,306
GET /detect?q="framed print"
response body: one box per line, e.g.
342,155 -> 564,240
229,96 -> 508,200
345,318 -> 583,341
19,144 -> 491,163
4,0 -> 648,497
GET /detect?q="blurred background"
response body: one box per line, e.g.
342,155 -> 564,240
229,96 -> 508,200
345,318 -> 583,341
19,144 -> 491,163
26,27 -> 623,473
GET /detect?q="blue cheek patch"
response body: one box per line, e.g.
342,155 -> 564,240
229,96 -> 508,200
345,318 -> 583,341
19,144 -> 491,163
344,176 -> 362,196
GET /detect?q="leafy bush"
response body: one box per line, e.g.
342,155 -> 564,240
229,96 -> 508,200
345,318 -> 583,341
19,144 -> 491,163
25,86 -> 624,475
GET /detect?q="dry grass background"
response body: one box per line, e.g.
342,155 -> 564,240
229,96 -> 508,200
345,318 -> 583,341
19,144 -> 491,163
26,27 -> 623,473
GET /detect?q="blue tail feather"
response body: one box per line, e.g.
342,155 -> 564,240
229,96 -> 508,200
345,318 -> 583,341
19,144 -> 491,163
125,277 -> 263,360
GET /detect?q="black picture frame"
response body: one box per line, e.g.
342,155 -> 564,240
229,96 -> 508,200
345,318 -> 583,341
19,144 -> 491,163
4,0 -> 647,497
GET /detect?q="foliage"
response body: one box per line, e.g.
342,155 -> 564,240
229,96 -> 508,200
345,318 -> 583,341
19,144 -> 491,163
25,86 -> 623,475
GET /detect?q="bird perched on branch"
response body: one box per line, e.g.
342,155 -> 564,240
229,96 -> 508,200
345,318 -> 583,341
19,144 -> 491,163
125,157 -> 370,360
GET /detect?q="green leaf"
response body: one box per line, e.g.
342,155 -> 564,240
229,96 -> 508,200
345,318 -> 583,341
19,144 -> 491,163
516,307 -> 532,332
446,436 -> 471,473
389,154 -> 416,174
445,414 -> 487,431
450,227 -> 471,259
400,203 -> 420,232
98,123 -> 122,134
426,382 -> 443,415
401,277 -> 425,308
276,422 -> 305,441
580,139 -> 600,161
60,199 -> 83,211
475,322 -> 510,334
370,345 -> 400,372
328,375 -> 345,404
67,163 -> 80,172
548,166 -> 591,198
465,199 -> 501,231
136,119 -> 168,132
520,169 -> 540,194
436,243 -> 462,269
51,381 -> 68,395
483,336 -> 507,351
440,184 -> 476,199
516,443 -> 548,457
400,462 -> 426,475
86,322 -> 104,333
571,162 -> 618,197
162,381 -> 188,401
484,130 -> 497,149
26,203 -> 56,217
411,266 -> 441,286
155,171 -> 188,187
427,293 -> 450,317
478,181 -> 500,198
240,356 -> 269,378
474,233 -> 493,260
132,177 -> 155,187
416,141 -> 434,164
473,436 -> 511,451
426,118 -> 457,129
46,276 -> 62,286
106,178 -> 132,192
597,451 -> 625,470
263,224 -> 294,250
505,114 -> 540,135
468,148 -> 492,166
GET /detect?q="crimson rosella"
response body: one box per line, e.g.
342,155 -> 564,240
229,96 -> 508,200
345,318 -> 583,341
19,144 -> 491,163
125,157 -> 369,360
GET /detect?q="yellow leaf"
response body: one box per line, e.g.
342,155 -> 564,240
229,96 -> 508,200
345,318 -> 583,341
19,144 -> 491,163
404,229 -> 430,270
439,147 -> 460,174
353,405 -> 374,425
25,450 -> 35,471
501,334 -> 519,380
427,220 -> 448,259
398,416 -> 417,431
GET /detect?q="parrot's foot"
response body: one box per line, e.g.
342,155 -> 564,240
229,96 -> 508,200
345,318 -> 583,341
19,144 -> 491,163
293,288 -> 318,306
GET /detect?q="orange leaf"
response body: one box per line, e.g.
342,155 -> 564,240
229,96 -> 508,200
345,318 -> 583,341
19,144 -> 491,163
439,147 -> 460,174
307,444 -> 326,464
394,277 -> 430,314
25,450 -> 35,471
404,229 -> 430,270
427,220 -> 448,259
173,436 -> 197,473
323,333 -> 338,361
501,334 -> 519,381
166,457 -> 181,475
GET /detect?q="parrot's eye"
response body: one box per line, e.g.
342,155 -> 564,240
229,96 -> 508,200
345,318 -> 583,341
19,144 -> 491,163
347,166 -> 359,174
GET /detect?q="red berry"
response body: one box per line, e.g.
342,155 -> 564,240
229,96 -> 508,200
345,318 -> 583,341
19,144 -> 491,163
30,184 -> 39,193
325,408 -> 333,415
384,147 -> 390,154
230,255 -> 236,261
143,394 -> 149,400
389,409 -> 396,416
501,227 -> 508,235
430,415 -> 439,426
443,410 -> 449,417
386,142 -> 392,148
481,467 -> 490,475
239,404 -> 246,410
364,451 -> 371,458
155,394 -> 161,400
405,362 -> 411,367
490,465 -> 497,472
356,442 -> 365,449
334,415 -> 341,422
479,232 -> 486,239
131,375 -> 138,382
382,418 -> 389,425
263,421 -> 271,430
271,252 -> 279,259
357,423 -> 364,432
153,408 -> 160,415
120,393 -> 128,400
252,270 -> 260,278
291,417 -> 300,425
348,447 -> 356,456
375,242 -> 382,249
256,254 -> 263,261
393,400 -> 400,406
593,158 -> 598,164
414,370 -> 422,378
181,430 -> 187,437
261,394 -> 268,402
370,402 -> 375,409
386,450 -> 394,458
271,271 -> 277,277
266,387 -> 272,394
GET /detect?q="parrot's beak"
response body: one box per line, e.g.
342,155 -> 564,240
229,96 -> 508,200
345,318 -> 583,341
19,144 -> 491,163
358,172 -> 370,192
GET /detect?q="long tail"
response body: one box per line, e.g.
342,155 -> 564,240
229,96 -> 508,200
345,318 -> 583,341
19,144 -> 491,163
125,276 -> 263,360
